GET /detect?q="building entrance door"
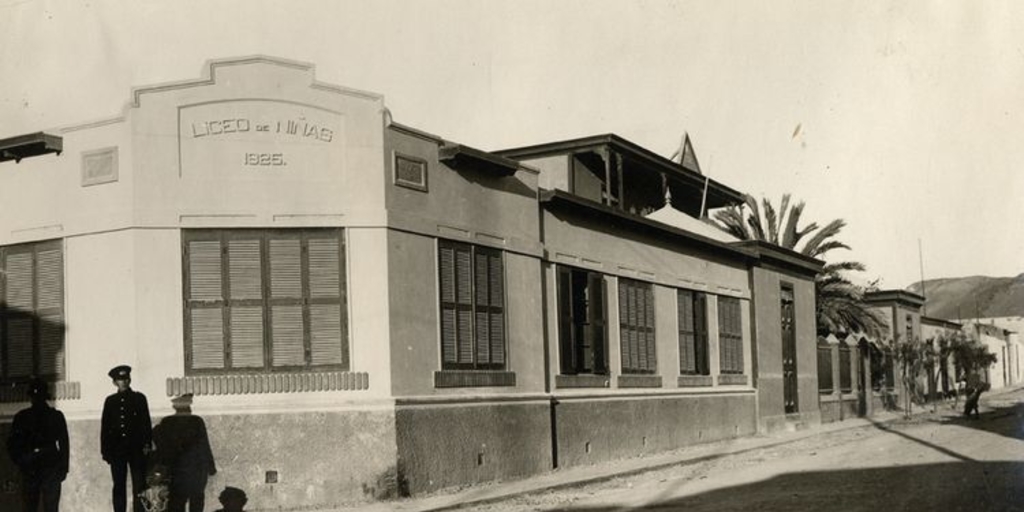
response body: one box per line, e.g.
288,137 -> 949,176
781,286 -> 798,414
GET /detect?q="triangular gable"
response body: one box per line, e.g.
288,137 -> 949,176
669,132 -> 702,175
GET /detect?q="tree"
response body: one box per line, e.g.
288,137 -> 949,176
892,334 -> 933,417
713,194 -> 886,337
942,330 -> 998,383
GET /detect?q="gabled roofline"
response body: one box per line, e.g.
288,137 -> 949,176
131,55 -> 384,108
540,188 -> 756,263
496,134 -> 745,207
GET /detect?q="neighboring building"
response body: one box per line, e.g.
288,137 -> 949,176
964,321 -> 1015,390
921,316 -> 963,399
817,290 -> 924,422
0,56 -> 825,509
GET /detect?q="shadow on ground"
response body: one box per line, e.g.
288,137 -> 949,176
562,461 -> 1024,511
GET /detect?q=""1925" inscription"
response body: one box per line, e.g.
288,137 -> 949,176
244,153 -> 287,166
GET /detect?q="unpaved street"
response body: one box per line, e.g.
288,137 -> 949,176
472,389 -> 1024,511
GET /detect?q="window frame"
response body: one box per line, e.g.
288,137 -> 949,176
677,289 -> 710,376
557,266 -> 608,376
618,277 -> 656,375
437,239 -> 507,371
717,295 -> 745,375
0,239 -> 65,383
181,229 -> 349,375
817,338 -> 833,394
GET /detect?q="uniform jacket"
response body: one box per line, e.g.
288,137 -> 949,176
101,388 -> 153,461
6,402 -> 70,479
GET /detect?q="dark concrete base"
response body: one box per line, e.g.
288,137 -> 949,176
554,392 -> 757,468
2,409 -> 397,511
395,399 -> 552,495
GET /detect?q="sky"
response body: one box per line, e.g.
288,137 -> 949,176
1,0 -> 1022,289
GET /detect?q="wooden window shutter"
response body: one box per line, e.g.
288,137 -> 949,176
188,240 -> 223,301
190,308 -> 225,369
486,249 -> 505,366
185,237 -> 226,370
473,251 -> 491,365
3,249 -> 34,378
644,285 -> 656,371
618,280 -> 632,371
454,244 -> 473,365
307,236 -> 345,367
268,237 -> 304,368
35,244 -> 64,377
694,293 -> 708,374
439,243 -> 458,366
588,271 -> 607,373
557,267 -> 574,374
678,290 -> 696,374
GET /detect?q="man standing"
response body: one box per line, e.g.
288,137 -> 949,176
6,378 -> 70,512
154,394 -> 217,512
101,365 -> 153,512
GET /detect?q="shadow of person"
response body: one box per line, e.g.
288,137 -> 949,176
152,394 -> 216,512
6,378 -> 69,512
213,487 -> 247,512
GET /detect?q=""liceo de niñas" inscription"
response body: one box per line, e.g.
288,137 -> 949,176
190,117 -> 334,142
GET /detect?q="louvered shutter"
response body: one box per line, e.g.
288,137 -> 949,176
4,250 -> 34,377
590,272 -> 607,373
454,244 -> 473,365
679,290 -> 695,374
474,252 -> 491,365
186,238 -> 225,370
439,243 -> 458,366
308,237 -> 344,366
694,293 -> 708,374
487,250 -> 504,366
557,267 -> 574,373
228,239 -> 262,299
719,301 -> 731,372
230,307 -> 264,368
644,285 -> 656,372
269,238 -> 305,367
36,245 -> 64,377
618,281 -> 630,371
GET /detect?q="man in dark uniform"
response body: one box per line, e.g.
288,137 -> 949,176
101,365 -> 153,512
6,378 -> 70,512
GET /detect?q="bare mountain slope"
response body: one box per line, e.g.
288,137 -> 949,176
907,274 -> 1024,320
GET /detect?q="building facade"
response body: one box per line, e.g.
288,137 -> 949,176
0,57 -> 825,509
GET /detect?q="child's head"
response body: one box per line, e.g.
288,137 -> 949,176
219,487 -> 248,511
146,464 -> 169,487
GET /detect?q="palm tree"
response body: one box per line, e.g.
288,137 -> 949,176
714,194 -> 886,337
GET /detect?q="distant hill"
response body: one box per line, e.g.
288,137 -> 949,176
906,274 -> 1024,320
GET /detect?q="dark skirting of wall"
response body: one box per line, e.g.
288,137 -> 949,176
395,400 -> 552,495
819,395 -> 860,423
0,409 -> 398,511
553,392 -> 757,468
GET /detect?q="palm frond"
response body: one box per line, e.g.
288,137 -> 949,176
780,200 -> 807,249
712,206 -> 751,240
744,195 -> 766,241
802,218 -> 847,258
763,198 -> 779,244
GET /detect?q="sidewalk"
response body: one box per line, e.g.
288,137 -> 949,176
321,385 -> 1024,511
323,408 -> 921,512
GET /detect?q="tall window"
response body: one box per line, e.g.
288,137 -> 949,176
678,290 -> 709,375
0,240 -> 64,381
438,240 -> 505,370
838,341 -> 852,393
558,267 -> 607,375
817,338 -> 833,394
183,230 -> 348,373
718,296 -> 744,374
619,278 -> 655,374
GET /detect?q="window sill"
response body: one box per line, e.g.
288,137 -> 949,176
677,375 -> 713,388
556,374 -> 611,389
167,371 -> 368,396
618,375 -> 663,388
434,370 -> 516,388
0,381 -> 81,403
717,374 -> 748,386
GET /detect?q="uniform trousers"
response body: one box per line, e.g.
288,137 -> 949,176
110,451 -> 147,512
